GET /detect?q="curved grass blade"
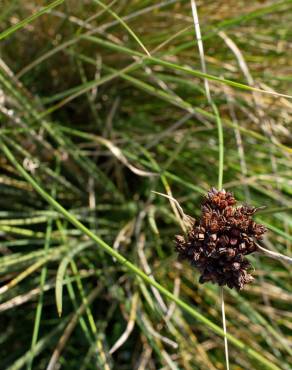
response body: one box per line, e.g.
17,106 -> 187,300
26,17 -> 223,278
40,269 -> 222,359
55,242 -> 93,316
0,0 -> 64,41
93,0 -> 151,56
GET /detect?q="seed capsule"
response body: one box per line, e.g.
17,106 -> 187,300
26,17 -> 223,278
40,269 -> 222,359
232,262 -> 241,271
210,234 -> 217,241
226,248 -> 236,258
198,233 -> 205,240
230,238 -> 238,246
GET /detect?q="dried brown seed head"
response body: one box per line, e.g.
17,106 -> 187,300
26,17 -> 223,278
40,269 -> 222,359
175,188 -> 267,290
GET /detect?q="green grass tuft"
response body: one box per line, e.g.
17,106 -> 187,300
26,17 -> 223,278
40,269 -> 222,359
0,1 -> 291,369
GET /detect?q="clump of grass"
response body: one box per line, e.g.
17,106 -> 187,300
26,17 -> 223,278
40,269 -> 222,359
0,1 -> 291,370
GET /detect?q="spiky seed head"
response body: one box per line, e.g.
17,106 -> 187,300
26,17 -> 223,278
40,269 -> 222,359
175,188 -> 267,290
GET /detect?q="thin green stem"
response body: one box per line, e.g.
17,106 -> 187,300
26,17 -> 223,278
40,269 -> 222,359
27,158 -> 59,370
212,103 -> 224,190
26,193 -> 54,370
92,0 -> 150,56
0,0 -> 64,41
221,287 -> 229,370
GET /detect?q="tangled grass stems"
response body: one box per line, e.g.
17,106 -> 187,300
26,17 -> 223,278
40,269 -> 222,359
1,2 -> 291,368
0,138 -> 282,370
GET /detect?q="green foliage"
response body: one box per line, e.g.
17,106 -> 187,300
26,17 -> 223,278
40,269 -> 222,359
0,1 -> 291,369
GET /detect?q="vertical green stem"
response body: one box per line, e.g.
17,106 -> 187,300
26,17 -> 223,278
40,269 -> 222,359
27,159 -> 59,370
212,103 -> 224,190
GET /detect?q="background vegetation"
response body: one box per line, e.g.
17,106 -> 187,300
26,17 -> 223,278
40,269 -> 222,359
0,1 -> 291,369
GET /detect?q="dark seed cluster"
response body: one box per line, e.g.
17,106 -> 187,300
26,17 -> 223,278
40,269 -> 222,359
175,188 -> 267,289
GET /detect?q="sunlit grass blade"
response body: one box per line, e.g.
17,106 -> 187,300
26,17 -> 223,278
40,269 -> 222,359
0,0 -> 64,41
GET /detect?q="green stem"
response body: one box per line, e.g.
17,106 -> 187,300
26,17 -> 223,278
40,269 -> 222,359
82,35 -> 291,99
0,138 -> 280,370
212,103 -> 224,189
27,159 -> 59,370
0,0 -> 64,41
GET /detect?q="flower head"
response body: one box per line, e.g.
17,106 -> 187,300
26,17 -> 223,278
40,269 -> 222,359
175,188 -> 267,289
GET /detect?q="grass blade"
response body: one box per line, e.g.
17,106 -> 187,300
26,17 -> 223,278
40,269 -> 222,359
0,0 -> 64,41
